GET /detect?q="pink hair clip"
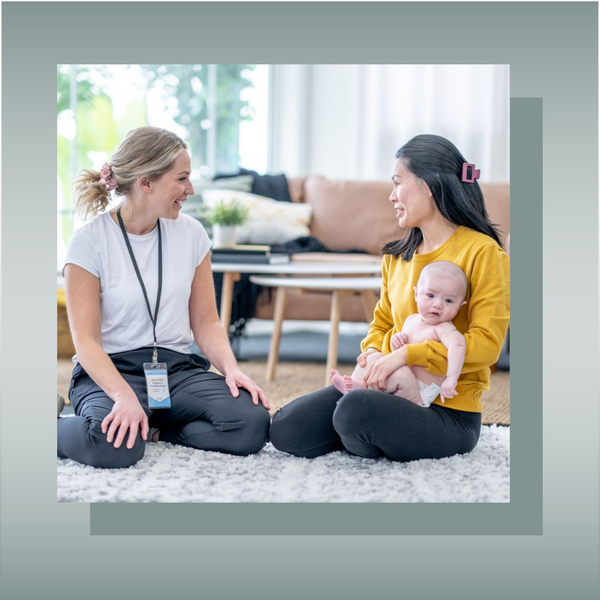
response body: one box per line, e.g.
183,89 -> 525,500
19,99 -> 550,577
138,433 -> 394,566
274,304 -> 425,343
461,162 -> 480,183
99,162 -> 118,191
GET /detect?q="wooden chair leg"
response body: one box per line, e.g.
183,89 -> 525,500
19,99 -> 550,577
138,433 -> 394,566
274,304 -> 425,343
220,271 -> 240,333
326,290 -> 349,386
266,286 -> 287,381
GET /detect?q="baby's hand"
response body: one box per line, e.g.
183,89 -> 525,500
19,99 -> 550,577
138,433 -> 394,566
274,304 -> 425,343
440,377 -> 459,401
391,332 -> 408,350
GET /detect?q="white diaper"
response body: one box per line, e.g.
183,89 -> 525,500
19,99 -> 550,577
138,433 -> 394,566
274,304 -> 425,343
417,380 -> 442,408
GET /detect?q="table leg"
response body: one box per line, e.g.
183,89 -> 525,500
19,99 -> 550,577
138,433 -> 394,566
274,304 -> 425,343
360,289 -> 378,322
266,286 -> 287,381
326,290 -> 350,386
220,272 -> 241,333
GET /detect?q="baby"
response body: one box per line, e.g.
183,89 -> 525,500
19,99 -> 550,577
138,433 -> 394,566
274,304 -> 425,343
331,261 -> 468,407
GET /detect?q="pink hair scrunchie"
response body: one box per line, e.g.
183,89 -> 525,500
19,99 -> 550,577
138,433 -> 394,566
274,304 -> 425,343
99,162 -> 118,191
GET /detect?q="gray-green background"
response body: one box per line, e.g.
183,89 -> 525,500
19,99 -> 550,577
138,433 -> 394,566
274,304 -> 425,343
1,2 -> 598,599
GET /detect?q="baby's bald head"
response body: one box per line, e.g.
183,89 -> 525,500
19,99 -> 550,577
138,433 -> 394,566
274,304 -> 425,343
416,261 -> 468,303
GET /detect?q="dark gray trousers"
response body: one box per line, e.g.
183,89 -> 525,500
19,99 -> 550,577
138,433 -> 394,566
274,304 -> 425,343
57,347 -> 271,468
269,385 -> 481,462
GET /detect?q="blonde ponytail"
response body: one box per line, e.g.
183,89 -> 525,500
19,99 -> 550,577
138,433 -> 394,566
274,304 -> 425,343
72,168 -> 113,221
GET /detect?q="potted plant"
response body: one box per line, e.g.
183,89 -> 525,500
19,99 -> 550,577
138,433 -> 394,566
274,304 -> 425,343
204,198 -> 249,248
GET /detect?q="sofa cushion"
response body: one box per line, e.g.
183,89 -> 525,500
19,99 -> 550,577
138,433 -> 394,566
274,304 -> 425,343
480,183 -> 510,251
288,177 -> 306,204
214,168 -> 292,202
199,174 -> 254,193
202,189 -> 313,245
304,176 -> 402,255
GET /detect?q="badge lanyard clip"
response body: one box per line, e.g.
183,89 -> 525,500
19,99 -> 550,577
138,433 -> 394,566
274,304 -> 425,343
117,209 -> 171,409
116,208 -> 163,361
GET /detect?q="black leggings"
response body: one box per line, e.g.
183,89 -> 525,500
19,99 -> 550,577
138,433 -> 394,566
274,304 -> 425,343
57,347 -> 271,468
269,385 -> 481,462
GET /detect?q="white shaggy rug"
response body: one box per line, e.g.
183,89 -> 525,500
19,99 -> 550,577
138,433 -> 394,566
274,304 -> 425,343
57,425 -> 509,503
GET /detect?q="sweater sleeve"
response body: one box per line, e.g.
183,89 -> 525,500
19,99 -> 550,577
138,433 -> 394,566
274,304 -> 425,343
360,255 -> 394,352
405,243 -> 510,376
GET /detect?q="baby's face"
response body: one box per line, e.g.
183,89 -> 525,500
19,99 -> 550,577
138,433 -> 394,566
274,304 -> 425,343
414,272 -> 466,325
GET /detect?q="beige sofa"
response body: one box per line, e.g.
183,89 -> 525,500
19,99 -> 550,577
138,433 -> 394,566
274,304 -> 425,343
254,176 -> 510,322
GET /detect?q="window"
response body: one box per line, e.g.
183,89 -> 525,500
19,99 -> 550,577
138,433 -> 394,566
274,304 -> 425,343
57,64 -> 269,271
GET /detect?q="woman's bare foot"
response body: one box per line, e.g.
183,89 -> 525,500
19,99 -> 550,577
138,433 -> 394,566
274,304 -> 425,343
148,428 -> 160,443
57,394 -> 65,418
330,369 -> 347,394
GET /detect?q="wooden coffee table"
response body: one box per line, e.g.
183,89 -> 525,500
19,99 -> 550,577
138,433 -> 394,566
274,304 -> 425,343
211,260 -> 382,333
249,275 -> 383,385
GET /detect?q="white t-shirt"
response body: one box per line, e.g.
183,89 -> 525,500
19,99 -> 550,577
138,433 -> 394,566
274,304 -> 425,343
63,212 -> 212,360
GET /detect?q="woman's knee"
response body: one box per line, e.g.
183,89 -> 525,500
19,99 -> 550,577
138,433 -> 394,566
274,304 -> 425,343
270,388 -> 343,458
173,388 -> 270,456
332,390 -> 383,459
84,420 -> 146,468
239,406 -> 271,455
332,390 -> 372,436
269,404 -> 299,453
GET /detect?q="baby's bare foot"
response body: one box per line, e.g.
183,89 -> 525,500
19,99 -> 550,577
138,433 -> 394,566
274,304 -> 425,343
330,369 -> 347,394
343,375 -> 363,392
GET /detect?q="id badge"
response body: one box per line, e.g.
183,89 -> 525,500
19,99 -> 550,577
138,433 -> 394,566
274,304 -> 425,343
143,362 -> 171,409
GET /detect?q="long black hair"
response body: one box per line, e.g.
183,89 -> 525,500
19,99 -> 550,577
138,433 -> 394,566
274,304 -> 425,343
383,134 -> 503,261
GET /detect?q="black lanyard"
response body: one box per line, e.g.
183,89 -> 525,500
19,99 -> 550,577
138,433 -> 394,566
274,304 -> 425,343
117,208 -> 163,364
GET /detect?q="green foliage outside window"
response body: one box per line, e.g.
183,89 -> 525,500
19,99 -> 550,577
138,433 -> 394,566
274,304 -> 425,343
139,64 -> 255,173
57,64 -> 257,256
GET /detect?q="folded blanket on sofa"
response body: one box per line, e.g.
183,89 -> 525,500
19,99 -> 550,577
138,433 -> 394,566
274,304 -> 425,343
213,168 -> 292,202
270,236 -> 371,255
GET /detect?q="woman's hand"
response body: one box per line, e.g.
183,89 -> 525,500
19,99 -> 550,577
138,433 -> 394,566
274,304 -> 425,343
102,392 -> 149,449
356,347 -> 382,368
225,368 -> 270,410
363,347 -> 408,391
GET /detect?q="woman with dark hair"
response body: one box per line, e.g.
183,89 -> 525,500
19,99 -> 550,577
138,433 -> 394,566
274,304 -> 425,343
269,134 -> 510,462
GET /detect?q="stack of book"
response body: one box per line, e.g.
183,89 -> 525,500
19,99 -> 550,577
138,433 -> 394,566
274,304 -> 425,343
211,245 -> 291,265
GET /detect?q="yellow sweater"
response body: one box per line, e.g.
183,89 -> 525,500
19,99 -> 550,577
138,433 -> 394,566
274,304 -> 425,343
361,226 -> 510,413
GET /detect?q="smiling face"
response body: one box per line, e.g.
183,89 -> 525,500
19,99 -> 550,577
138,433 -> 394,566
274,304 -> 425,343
414,266 -> 467,325
143,150 -> 194,219
389,159 -> 438,230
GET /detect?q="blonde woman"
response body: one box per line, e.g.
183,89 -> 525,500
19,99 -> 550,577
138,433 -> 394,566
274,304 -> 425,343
58,126 -> 270,468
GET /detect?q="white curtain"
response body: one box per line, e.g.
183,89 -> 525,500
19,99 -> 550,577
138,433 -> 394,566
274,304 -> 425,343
270,64 -> 509,183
